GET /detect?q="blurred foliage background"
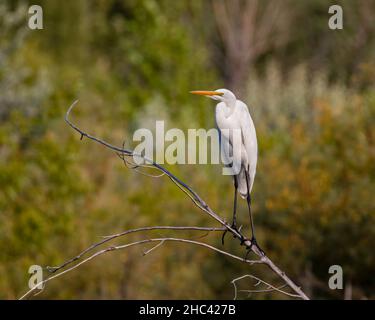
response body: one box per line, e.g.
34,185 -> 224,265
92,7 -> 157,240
0,0 -> 374,299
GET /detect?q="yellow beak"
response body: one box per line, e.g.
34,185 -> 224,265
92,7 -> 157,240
190,90 -> 224,96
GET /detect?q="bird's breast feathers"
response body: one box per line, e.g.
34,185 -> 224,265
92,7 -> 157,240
215,100 -> 258,175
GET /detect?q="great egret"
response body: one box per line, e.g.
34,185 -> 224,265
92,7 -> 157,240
190,89 -> 262,253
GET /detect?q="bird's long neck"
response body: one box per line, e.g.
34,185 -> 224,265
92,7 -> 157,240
224,99 -> 236,117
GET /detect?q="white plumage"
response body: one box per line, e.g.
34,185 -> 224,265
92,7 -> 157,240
191,88 -> 261,250
191,88 -> 257,198
215,95 -> 257,198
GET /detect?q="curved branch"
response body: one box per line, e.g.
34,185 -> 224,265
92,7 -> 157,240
46,225 -> 226,273
232,274 -> 302,300
65,101 -> 240,239
20,237 -> 261,300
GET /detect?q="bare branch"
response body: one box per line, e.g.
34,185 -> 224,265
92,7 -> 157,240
20,237 -> 261,300
65,101 -> 234,233
46,225 -> 226,274
232,274 -> 302,300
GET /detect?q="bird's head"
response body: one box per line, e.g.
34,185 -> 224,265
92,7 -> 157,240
190,88 -> 236,105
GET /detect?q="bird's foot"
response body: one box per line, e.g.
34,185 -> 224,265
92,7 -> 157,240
221,222 -> 239,245
242,237 -> 265,259
248,237 -> 265,256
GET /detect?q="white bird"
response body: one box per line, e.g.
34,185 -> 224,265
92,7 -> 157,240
190,89 -> 262,252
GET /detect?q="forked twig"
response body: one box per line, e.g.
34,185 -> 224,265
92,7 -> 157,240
232,274 -> 302,300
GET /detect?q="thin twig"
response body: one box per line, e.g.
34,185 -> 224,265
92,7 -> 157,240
232,274 -> 302,300
47,225 -> 226,274
20,237 -> 260,300
143,240 -> 165,256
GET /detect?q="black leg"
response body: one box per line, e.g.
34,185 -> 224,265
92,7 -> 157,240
232,175 -> 238,229
222,176 -> 239,245
244,167 -> 265,256
244,169 -> 255,239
